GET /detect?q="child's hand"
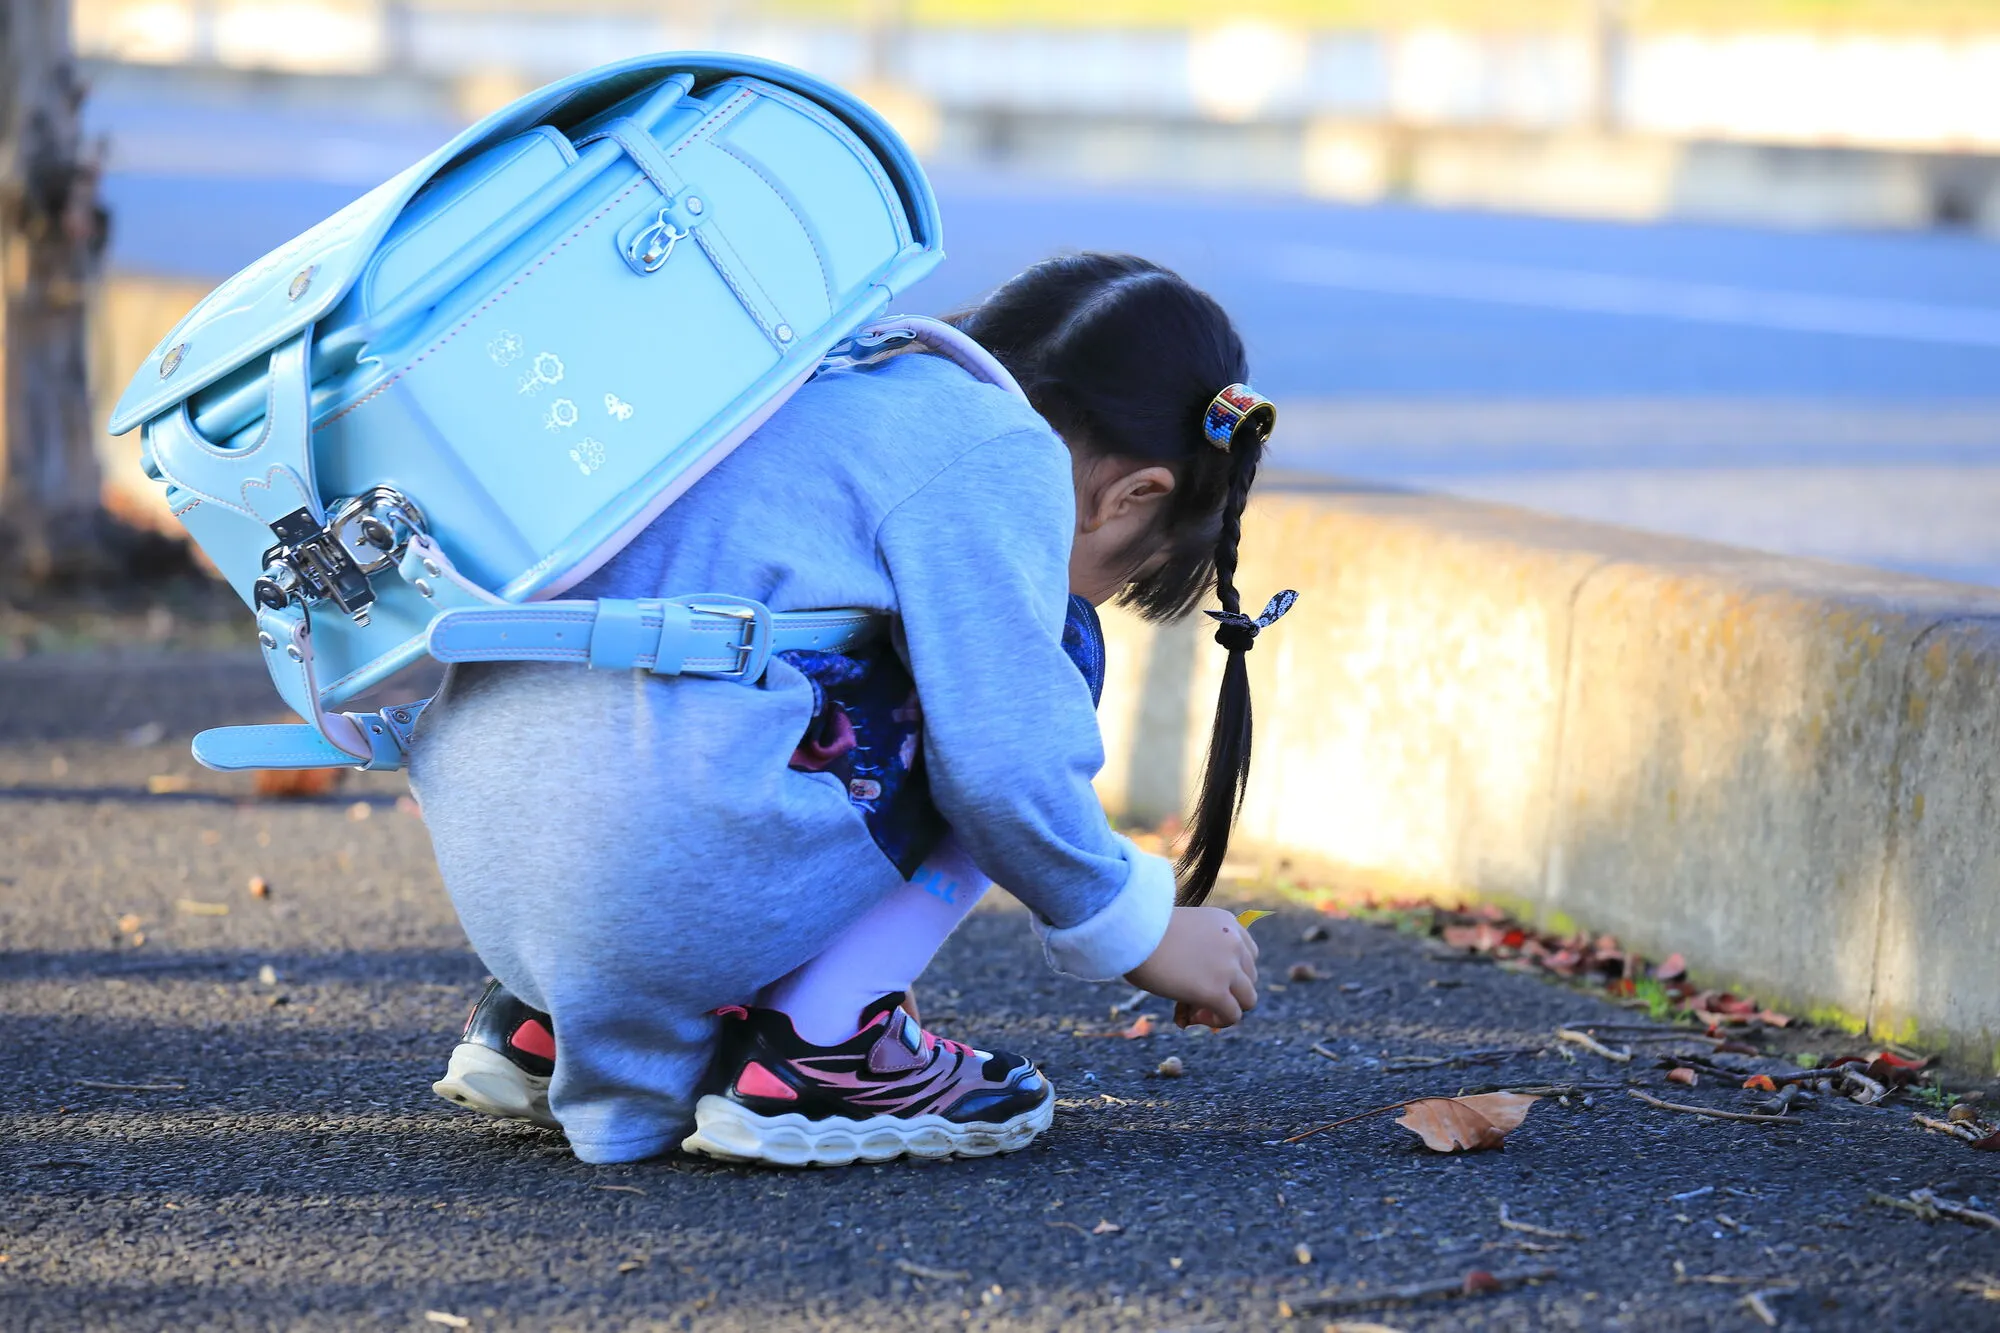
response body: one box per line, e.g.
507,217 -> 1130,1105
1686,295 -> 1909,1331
1124,906 -> 1260,1028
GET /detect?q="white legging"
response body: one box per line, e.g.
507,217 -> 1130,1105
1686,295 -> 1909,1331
756,835 -> 988,1045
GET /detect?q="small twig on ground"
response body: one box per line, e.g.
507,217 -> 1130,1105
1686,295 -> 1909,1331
1871,1189 -> 2000,1231
894,1258 -> 972,1282
1283,1098 -> 1422,1143
1045,1220 -> 1092,1236
1280,1266 -> 1558,1316
1558,1020 -> 1701,1035
1483,1239 -> 1563,1253
1627,1089 -> 1793,1123
1310,1042 -> 1342,1063
1771,1066 -> 1857,1088
1838,1068 -> 1890,1106
1457,1081 -> 1627,1097
1384,1047 -> 1544,1070
591,1184 -> 645,1195
1497,1203 -> 1582,1241
1679,1274 -> 1772,1285
1913,1113 -> 1984,1143
1655,1053 -> 1748,1079
1557,1029 -> 1633,1063
1743,1289 -> 1790,1327
1954,1273 -> 2000,1301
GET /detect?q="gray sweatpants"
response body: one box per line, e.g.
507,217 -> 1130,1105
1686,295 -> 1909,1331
409,655 -> 904,1163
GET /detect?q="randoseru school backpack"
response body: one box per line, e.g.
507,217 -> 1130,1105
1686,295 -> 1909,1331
108,54 -> 1022,774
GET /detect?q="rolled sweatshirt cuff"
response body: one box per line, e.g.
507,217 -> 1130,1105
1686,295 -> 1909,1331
1031,836 -> 1176,981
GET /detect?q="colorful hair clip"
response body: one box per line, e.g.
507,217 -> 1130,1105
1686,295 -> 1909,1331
1203,383 -> 1276,452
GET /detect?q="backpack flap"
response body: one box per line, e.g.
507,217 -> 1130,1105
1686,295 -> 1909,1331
107,53 -> 940,438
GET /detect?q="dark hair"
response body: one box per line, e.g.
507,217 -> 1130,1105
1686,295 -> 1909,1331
956,253 -> 1267,906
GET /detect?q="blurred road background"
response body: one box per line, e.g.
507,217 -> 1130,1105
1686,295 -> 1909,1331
71,0 -> 2000,585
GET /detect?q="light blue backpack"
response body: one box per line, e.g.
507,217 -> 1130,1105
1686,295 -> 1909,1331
108,54 -> 1020,774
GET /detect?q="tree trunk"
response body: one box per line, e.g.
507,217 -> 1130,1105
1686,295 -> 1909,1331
0,0 -> 113,585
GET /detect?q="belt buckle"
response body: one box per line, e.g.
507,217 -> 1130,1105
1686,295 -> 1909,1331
685,597 -> 773,683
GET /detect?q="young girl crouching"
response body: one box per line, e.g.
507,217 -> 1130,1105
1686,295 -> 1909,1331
412,252 -> 1288,1166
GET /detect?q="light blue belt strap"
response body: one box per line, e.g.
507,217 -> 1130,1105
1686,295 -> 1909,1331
191,595 -> 880,775
428,595 -> 879,680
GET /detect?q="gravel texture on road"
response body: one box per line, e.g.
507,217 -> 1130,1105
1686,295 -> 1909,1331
5,652 -> 1999,1331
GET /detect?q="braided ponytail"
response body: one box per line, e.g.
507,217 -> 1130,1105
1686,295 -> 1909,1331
1177,453 -> 1258,903
955,253 -> 1291,904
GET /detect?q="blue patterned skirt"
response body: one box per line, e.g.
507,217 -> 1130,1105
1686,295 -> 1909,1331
780,595 -> 1106,877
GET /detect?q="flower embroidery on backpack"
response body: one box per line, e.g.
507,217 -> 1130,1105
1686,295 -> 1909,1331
518,351 -> 565,395
569,437 -> 606,476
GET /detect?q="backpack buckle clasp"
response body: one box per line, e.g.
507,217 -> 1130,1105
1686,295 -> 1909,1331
629,211 -> 689,274
251,487 -> 427,626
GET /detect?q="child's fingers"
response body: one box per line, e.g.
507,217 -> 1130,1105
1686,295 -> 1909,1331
1230,968 -> 1258,1014
1203,991 -> 1244,1027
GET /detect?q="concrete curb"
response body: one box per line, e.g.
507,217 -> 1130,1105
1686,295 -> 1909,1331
1093,481 -> 2000,1071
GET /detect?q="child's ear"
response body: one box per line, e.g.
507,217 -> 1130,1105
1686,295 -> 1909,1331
1078,460 -> 1176,534
1105,465 -> 1176,525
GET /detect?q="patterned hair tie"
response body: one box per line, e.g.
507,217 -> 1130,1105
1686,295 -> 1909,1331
1206,590 -> 1297,653
1203,383 -> 1277,453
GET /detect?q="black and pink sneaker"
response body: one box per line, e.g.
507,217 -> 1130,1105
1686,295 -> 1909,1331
680,994 -> 1054,1167
431,979 -> 560,1128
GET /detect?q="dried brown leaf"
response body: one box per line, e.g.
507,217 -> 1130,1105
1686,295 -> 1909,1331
1090,1219 -> 1123,1235
1395,1093 -> 1538,1153
1667,1067 -> 1698,1087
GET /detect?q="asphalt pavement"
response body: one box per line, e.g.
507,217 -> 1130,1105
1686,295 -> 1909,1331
5,649 -> 2000,1330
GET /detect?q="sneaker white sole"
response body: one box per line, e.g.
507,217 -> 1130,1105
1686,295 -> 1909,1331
679,1083 -> 1055,1167
430,1042 -> 558,1129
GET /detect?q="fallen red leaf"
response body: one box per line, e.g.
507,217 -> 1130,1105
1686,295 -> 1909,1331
1463,1270 -> 1503,1294
1743,1075 -> 1777,1092
1119,1016 -> 1154,1040
1666,1067 -> 1699,1087
1756,1009 -> 1793,1028
1395,1093 -> 1538,1153
1654,953 -> 1688,981
1715,1042 -> 1760,1056
1870,1051 -> 1931,1070
1970,1132 -> 2000,1152
1864,1057 -> 1920,1088
1501,928 -> 1528,949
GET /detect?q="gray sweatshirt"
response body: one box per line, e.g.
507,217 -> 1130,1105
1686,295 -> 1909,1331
409,350 -> 1174,1161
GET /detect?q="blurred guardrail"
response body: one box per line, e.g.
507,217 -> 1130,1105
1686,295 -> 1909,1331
71,0 -> 2000,231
